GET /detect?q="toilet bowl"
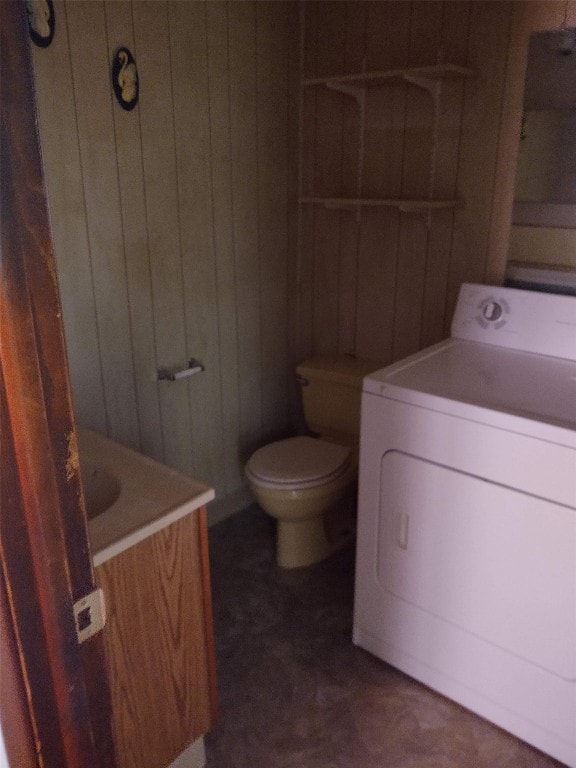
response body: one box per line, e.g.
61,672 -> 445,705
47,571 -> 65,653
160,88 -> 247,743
245,356 -> 379,568
246,435 -> 357,568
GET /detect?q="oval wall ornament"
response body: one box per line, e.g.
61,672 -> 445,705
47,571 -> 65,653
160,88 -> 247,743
26,0 -> 55,48
112,47 -> 139,111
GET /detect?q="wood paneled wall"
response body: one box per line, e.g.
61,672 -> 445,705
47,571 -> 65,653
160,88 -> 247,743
31,1 -> 574,524
297,1 -> 517,366
32,1 -> 298,521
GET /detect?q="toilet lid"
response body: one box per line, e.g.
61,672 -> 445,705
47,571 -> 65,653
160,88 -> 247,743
247,436 -> 351,486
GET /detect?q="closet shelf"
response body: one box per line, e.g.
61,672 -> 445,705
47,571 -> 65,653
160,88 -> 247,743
299,197 -> 463,213
302,63 -> 474,90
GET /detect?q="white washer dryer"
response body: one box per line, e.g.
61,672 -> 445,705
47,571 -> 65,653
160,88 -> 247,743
353,282 -> 576,767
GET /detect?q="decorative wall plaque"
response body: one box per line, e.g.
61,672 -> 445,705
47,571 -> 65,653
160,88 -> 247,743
112,47 -> 139,111
26,0 -> 55,48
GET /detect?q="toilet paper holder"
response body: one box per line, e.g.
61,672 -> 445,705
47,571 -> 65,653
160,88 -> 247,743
157,358 -> 205,382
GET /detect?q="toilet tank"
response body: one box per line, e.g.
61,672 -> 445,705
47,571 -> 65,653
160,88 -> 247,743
296,357 -> 381,440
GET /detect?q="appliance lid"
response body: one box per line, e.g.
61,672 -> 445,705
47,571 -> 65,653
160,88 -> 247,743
363,339 -> 576,432
247,436 -> 351,485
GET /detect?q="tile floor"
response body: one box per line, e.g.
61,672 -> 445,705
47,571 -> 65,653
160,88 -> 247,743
204,505 -> 566,768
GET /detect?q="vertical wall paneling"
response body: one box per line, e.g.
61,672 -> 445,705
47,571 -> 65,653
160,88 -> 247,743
33,1 -> 297,522
295,0 -> 319,363
446,1 -> 513,318
356,1 -> 411,364
31,1 -> 108,433
355,209 -> 398,364
298,0 -> 524,369
105,2 -> 163,461
392,212 -> 428,362
286,2 -> 302,405
256,2 -> 291,437
66,2 -> 140,449
206,2 -> 243,495
337,2 -> 366,357
420,1 -> 471,348
392,2 -> 443,362
400,3 -> 440,198
169,1 -> 223,489
132,2 -> 192,473
227,2 -> 263,453
366,1 -> 412,71
311,2 -> 348,357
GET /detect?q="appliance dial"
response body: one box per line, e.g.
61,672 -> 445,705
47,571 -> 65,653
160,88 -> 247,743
482,301 -> 503,322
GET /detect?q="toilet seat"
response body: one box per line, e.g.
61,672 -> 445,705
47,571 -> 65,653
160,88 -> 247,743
246,436 -> 352,490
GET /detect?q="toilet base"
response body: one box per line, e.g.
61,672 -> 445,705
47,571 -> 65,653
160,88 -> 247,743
246,460 -> 358,568
276,499 -> 355,568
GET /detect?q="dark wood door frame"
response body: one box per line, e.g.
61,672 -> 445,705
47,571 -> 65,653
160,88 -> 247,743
0,3 -> 116,767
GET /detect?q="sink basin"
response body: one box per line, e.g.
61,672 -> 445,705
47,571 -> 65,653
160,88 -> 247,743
81,461 -> 121,520
78,427 -> 215,565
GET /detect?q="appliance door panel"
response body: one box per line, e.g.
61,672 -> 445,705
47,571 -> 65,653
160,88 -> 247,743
354,394 -> 576,766
378,450 -> 576,681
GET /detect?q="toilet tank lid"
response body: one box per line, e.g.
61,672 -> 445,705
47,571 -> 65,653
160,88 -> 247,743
296,356 -> 382,388
247,436 -> 351,485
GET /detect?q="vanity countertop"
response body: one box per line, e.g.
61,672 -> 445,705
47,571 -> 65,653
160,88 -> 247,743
79,428 -> 215,566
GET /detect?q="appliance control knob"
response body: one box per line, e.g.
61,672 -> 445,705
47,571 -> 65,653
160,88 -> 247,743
482,301 -> 503,322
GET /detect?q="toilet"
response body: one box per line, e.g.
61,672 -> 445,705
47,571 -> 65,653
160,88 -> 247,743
245,357 -> 379,568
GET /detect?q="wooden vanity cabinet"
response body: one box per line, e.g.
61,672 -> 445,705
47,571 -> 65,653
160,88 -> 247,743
94,507 -> 217,768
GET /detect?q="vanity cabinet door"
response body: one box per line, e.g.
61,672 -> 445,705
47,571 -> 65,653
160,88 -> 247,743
95,507 -> 217,768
